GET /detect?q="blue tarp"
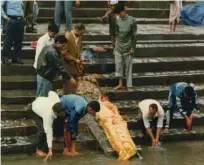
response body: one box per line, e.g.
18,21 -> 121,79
180,2 -> 204,26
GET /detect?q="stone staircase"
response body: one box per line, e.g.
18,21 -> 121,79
1,1 -> 204,155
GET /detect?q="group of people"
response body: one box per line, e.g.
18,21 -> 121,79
1,0 -> 201,160
138,82 -> 200,147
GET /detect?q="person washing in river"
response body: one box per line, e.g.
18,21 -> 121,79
60,94 -> 100,156
138,99 -> 164,147
113,4 -> 137,92
164,82 -> 200,134
32,91 -> 65,160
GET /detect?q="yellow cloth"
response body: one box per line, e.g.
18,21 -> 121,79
97,100 -> 136,160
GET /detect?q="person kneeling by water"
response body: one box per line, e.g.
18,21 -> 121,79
32,91 -> 65,160
164,82 -> 200,134
138,99 -> 164,147
60,94 -> 100,156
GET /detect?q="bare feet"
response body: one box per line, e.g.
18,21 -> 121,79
127,88 -> 133,92
114,85 -> 123,90
63,150 -> 74,156
70,151 -> 82,156
163,128 -> 169,134
36,150 -> 47,157
190,130 -> 196,134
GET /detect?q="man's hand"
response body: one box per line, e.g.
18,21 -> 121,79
152,139 -> 157,147
5,17 -> 11,23
75,1 -> 80,7
129,49 -> 134,55
69,77 -> 77,86
44,149 -> 52,162
77,59 -> 82,64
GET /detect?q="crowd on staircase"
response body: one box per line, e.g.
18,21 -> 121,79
1,0 -> 203,161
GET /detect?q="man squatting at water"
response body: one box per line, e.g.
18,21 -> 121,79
32,92 -> 100,160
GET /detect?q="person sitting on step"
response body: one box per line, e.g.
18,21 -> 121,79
32,91 -> 65,160
164,82 -> 200,134
60,94 -> 100,156
138,99 -> 164,147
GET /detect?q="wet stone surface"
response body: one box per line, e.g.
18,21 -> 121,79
2,24 -> 203,36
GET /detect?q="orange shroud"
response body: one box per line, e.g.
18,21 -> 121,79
96,96 -> 136,160
76,77 -> 136,160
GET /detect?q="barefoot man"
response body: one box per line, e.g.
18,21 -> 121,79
32,91 -> 65,160
164,82 -> 200,134
60,94 -> 100,156
113,4 -> 137,92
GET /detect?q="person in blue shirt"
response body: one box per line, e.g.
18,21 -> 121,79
60,94 -> 100,156
164,82 -> 200,134
1,0 -> 25,65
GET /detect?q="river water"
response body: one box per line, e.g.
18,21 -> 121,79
2,141 -> 204,165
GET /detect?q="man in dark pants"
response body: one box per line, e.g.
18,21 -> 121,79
164,82 -> 200,134
24,0 -> 37,33
1,0 -> 25,65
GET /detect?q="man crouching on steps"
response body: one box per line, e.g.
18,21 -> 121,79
60,94 -> 100,156
32,91 -> 65,160
138,99 -> 164,147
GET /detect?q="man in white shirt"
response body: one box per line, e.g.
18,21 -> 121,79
138,99 -> 164,147
33,22 -> 59,69
32,91 -> 65,160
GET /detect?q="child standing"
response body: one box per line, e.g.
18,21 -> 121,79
114,4 -> 137,92
169,0 -> 183,32
102,0 -> 119,48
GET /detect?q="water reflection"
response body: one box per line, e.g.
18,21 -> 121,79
2,141 -> 204,165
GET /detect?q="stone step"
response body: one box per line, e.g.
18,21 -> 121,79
2,84 -> 204,104
1,119 -> 88,137
1,134 -> 96,155
3,24 -> 204,41
3,40 -> 204,47
2,125 -> 204,155
38,8 -> 169,18
127,112 -> 204,129
2,57 -> 204,76
2,98 -> 204,120
2,70 -> 204,90
3,43 -> 204,60
101,84 -> 204,101
36,17 -> 181,24
38,1 -> 170,9
112,98 -> 204,114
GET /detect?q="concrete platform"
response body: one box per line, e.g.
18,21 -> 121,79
2,57 -> 204,76
2,125 -> 204,155
2,70 -> 204,90
2,84 -> 204,104
3,43 -> 204,59
38,1 -> 170,9
38,8 -> 170,18
2,24 -> 204,41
